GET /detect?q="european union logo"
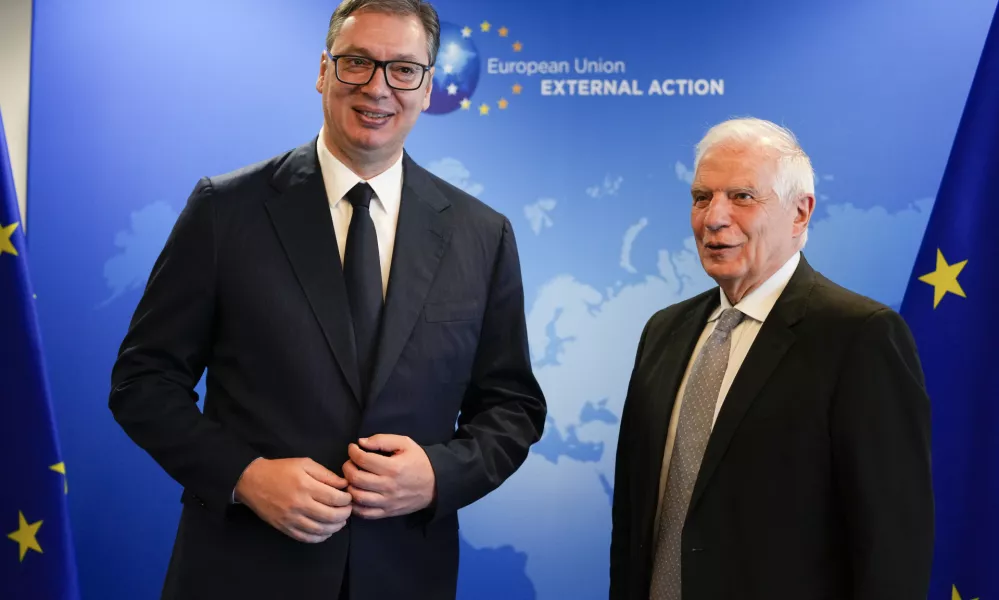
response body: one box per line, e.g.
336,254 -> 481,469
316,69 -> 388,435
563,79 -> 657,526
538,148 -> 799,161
899,7 -> 999,600
0,110 -> 81,598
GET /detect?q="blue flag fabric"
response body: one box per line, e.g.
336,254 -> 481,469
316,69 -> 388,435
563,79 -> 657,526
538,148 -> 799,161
899,7 -> 999,600
0,111 -> 81,598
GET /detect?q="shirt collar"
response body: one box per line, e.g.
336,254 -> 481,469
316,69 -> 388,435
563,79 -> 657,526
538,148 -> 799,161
709,251 -> 801,324
316,127 -> 403,214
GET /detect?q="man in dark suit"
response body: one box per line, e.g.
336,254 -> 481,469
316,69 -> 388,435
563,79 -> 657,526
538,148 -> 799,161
610,118 -> 933,599
108,1 -> 546,598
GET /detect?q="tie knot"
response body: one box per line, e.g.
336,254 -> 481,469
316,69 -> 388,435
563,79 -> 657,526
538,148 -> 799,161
714,308 -> 744,335
346,182 -> 375,210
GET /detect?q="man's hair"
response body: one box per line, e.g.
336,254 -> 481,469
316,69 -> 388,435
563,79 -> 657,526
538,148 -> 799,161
694,117 -> 815,210
326,0 -> 441,67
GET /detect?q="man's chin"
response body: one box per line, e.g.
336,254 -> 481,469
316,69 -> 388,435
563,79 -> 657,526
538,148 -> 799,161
347,131 -> 391,151
700,258 -> 745,282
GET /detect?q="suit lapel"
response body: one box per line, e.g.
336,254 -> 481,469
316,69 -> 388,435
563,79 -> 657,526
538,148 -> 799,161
688,257 -> 815,512
367,154 -> 452,403
645,293 -> 719,510
264,138 -> 362,404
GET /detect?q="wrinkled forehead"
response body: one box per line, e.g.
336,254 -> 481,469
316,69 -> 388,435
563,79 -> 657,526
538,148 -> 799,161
693,143 -> 779,189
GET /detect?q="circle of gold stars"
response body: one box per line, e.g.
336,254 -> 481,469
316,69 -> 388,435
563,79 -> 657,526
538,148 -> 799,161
457,20 -> 525,116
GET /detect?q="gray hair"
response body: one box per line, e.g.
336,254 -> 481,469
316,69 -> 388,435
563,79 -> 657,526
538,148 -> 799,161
694,117 -> 815,210
326,0 -> 441,67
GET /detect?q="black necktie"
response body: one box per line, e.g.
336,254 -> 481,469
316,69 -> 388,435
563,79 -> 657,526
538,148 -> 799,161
343,182 -> 383,398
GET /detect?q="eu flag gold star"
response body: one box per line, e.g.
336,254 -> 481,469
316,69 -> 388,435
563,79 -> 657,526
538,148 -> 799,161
461,26 -> 472,38
51,462 -> 68,494
498,98 -> 509,110
513,41 -> 523,52
918,249 -> 967,309
953,584 -> 979,600
460,98 -> 471,110
512,83 -> 523,94
479,103 -> 490,116
480,21 -> 491,32
0,221 -> 19,256
8,511 -> 43,562
498,27 -> 509,37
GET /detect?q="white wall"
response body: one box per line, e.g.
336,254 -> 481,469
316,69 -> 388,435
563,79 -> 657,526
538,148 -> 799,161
0,0 -> 33,228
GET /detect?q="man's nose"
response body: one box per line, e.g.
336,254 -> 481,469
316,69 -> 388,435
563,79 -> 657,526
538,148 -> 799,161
360,65 -> 391,98
704,194 -> 731,231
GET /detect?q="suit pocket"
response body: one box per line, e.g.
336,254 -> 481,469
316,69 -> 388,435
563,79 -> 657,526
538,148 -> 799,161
424,300 -> 480,323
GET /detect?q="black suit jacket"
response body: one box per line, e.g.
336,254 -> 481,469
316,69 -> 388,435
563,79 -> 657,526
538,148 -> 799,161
610,256 -> 933,600
109,139 -> 546,600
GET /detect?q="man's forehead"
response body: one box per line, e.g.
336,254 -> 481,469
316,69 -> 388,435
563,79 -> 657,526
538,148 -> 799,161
334,12 -> 428,61
337,11 -> 425,40
701,142 -> 776,163
693,146 -> 776,183
335,42 -> 423,60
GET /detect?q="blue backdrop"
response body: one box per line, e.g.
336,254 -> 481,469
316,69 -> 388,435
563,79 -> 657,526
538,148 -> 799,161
24,0 -> 998,598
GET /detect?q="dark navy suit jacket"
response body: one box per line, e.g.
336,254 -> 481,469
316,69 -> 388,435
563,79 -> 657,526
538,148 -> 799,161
109,138 -> 546,599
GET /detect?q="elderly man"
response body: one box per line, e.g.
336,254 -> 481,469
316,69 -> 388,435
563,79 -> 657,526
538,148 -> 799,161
109,0 -> 545,598
610,118 -> 933,599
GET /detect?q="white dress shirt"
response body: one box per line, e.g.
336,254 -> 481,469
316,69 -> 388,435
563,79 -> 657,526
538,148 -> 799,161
653,251 -> 801,532
315,128 -> 404,298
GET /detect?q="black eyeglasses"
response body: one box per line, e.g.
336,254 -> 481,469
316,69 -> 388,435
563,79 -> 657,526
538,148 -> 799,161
326,50 -> 431,91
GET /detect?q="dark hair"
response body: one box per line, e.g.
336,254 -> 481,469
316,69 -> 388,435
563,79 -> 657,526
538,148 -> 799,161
326,0 -> 441,66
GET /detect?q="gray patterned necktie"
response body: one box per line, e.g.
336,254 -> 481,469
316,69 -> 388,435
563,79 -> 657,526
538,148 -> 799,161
649,308 -> 745,600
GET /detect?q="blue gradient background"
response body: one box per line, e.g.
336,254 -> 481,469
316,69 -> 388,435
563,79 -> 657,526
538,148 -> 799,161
24,0 -> 997,598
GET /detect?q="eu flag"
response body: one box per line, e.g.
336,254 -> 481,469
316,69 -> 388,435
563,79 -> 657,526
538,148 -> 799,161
899,7 -> 999,600
0,110 -> 80,598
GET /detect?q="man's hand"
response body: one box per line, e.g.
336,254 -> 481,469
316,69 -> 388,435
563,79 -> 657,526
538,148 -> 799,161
343,435 -> 437,520
233,457 -> 352,543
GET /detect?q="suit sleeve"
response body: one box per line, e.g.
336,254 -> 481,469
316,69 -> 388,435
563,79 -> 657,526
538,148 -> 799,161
109,178 -> 260,517
830,308 -> 934,599
421,218 -> 547,520
610,317 -> 651,600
